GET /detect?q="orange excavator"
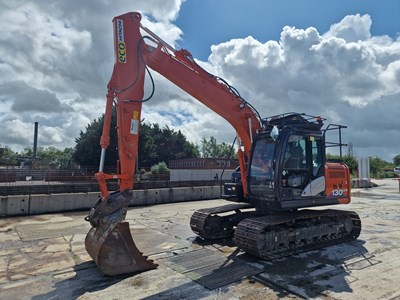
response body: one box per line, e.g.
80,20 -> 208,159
85,12 -> 361,276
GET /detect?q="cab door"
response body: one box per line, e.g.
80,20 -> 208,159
279,133 -> 325,201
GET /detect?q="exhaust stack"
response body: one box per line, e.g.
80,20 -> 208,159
33,122 -> 38,160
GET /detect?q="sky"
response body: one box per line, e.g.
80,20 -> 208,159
0,0 -> 399,162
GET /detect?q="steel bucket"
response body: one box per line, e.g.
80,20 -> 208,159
85,190 -> 158,275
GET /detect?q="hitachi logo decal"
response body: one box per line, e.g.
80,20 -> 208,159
117,19 -> 124,42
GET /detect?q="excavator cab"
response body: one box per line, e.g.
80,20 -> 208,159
248,113 -> 350,213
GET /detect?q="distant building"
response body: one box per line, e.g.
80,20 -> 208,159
168,158 -> 238,181
169,158 -> 238,170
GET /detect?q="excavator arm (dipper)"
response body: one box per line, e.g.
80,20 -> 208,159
85,12 -> 262,275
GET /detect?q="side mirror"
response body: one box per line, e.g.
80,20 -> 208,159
270,126 -> 279,141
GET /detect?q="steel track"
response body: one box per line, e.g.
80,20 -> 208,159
234,209 -> 362,259
190,203 -> 254,239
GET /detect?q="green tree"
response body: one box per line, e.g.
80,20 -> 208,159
343,155 -> 358,175
138,123 -> 199,167
0,145 -> 17,165
73,110 -> 199,168
48,147 -> 74,168
18,146 -> 75,168
137,123 -> 158,167
19,147 -> 33,158
150,162 -> 170,174
393,154 -> 400,166
369,156 -> 390,177
73,109 -> 118,167
200,136 -> 233,159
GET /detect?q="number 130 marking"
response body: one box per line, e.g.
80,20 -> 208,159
332,189 -> 344,196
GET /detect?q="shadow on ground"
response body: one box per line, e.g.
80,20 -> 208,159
251,239 -> 371,298
31,261 -> 133,300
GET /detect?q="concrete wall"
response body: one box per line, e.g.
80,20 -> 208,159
29,193 -> 99,215
0,195 -> 30,216
170,169 -> 234,181
0,186 -> 222,217
351,178 -> 373,188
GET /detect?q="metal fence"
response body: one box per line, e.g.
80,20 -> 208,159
0,167 -> 107,196
0,167 -> 226,196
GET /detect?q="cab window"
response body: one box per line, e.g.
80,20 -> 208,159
283,135 -> 306,169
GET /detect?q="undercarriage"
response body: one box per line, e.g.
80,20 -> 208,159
190,205 -> 361,260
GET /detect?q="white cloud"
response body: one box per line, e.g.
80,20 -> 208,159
1,81 -> 72,113
324,14 -> 372,42
0,3 -> 398,162
206,14 -> 400,160
0,2 -> 92,96
0,0 -> 186,152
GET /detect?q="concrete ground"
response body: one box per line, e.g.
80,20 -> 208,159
1,179 -> 399,300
